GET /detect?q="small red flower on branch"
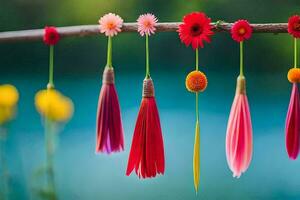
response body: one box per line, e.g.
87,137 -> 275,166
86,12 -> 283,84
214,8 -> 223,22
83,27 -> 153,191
178,12 -> 214,49
43,26 -> 60,45
231,20 -> 252,42
288,15 -> 300,38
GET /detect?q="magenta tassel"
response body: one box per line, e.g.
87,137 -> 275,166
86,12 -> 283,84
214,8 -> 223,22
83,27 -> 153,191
96,67 -> 124,154
286,83 -> 300,160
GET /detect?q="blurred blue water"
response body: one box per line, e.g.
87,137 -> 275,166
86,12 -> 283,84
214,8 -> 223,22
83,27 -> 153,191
2,68 -> 300,200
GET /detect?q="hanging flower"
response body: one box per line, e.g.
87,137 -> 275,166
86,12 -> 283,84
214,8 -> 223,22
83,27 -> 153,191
0,84 -> 19,125
35,89 -> 73,122
126,16 -> 165,178
43,26 -> 60,46
99,13 -> 123,37
186,70 -> 208,93
137,13 -> 158,36
178,12 -> 214,49
226,20 -> 253,178
231,20 -> 252,42
288,15 -> 300,38
96,13 -> 124,154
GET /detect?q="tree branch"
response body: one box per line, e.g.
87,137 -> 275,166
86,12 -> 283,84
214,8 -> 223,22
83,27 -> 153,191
0,22 -> 288,43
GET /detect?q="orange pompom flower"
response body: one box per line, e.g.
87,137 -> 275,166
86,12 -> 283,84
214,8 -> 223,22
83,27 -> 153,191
288,68 -> 300,83
186,70 -> 207,93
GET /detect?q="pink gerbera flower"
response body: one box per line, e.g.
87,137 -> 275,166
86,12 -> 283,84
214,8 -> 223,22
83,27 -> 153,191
137,13 -> 158,36
231,20 -> 253,42
99,13 -> 123,37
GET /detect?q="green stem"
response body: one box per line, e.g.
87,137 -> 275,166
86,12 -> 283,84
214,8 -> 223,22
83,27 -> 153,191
0,129 -> 9,200
195,48 -> 199,71
195,92 -> 199,122
48,45 -> 54,88
145,35 -> 150,78
240,42 -> 244,76
294,38 -> 297,68
106,37 -> 113,68
44,119 -> 56,198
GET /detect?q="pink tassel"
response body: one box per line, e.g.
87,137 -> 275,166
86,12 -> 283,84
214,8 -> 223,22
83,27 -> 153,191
96,67 -> 124,154
226,76 -> 253,178
285,83 -> 300,160
126,78 -> 165,178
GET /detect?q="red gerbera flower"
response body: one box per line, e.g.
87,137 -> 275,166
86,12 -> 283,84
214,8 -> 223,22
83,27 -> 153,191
178,12 -> 214,49
288,15 -> 300,38
231,20 -> 252,42
43,26 -> 60,46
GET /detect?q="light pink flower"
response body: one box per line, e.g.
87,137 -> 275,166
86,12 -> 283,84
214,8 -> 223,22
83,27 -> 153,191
99,13 -> 123,37
137,13 -> 158,36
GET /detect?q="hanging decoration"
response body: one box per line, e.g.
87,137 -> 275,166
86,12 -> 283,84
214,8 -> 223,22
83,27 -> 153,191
285,15 -> 300,160
225,20 -> 253,178
34,26 -> 73,199
178,12 -> 213,192
126,13 -> 165,178
96,13 -> 125,154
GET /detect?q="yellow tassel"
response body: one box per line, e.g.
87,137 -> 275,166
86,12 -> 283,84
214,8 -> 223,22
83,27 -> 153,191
193,120 -> 200,193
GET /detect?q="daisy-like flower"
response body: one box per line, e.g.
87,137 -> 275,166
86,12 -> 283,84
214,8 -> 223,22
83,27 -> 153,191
43,26 -> 60,46
99,13 -> 123,37
288,15 -> 300,38
178,12 -> 214,49
231,20 -> 252,42
137,13 -> 158,36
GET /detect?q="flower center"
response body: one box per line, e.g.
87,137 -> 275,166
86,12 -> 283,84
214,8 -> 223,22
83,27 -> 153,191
143,21 -> 152,28
49,33 -> 56,39
238,28 -> 246,35
107,22 -> 116,30
190,24 -> 203,36
294,21 -> 300,31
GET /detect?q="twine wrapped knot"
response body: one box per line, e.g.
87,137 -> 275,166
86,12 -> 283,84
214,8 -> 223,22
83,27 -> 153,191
236,75 -> 246,94
102,67 -> 115,84
142,78 -> 155,97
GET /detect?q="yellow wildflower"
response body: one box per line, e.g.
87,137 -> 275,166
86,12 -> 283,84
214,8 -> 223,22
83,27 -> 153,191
0,84 -> 19,107
35,89 -> 73,122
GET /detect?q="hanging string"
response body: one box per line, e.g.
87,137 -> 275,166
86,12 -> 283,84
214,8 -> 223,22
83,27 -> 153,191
240,42 -> 244,76
145,35 -> 150,78
48,45 -> 54,89
294,38 -> 298,68
106,36 -> 113,68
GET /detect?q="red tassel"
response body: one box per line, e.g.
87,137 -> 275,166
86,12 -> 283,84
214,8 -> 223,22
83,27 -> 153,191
286,83 -> 300,159
126,78 -> 165,178
96,67 -> 124,154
